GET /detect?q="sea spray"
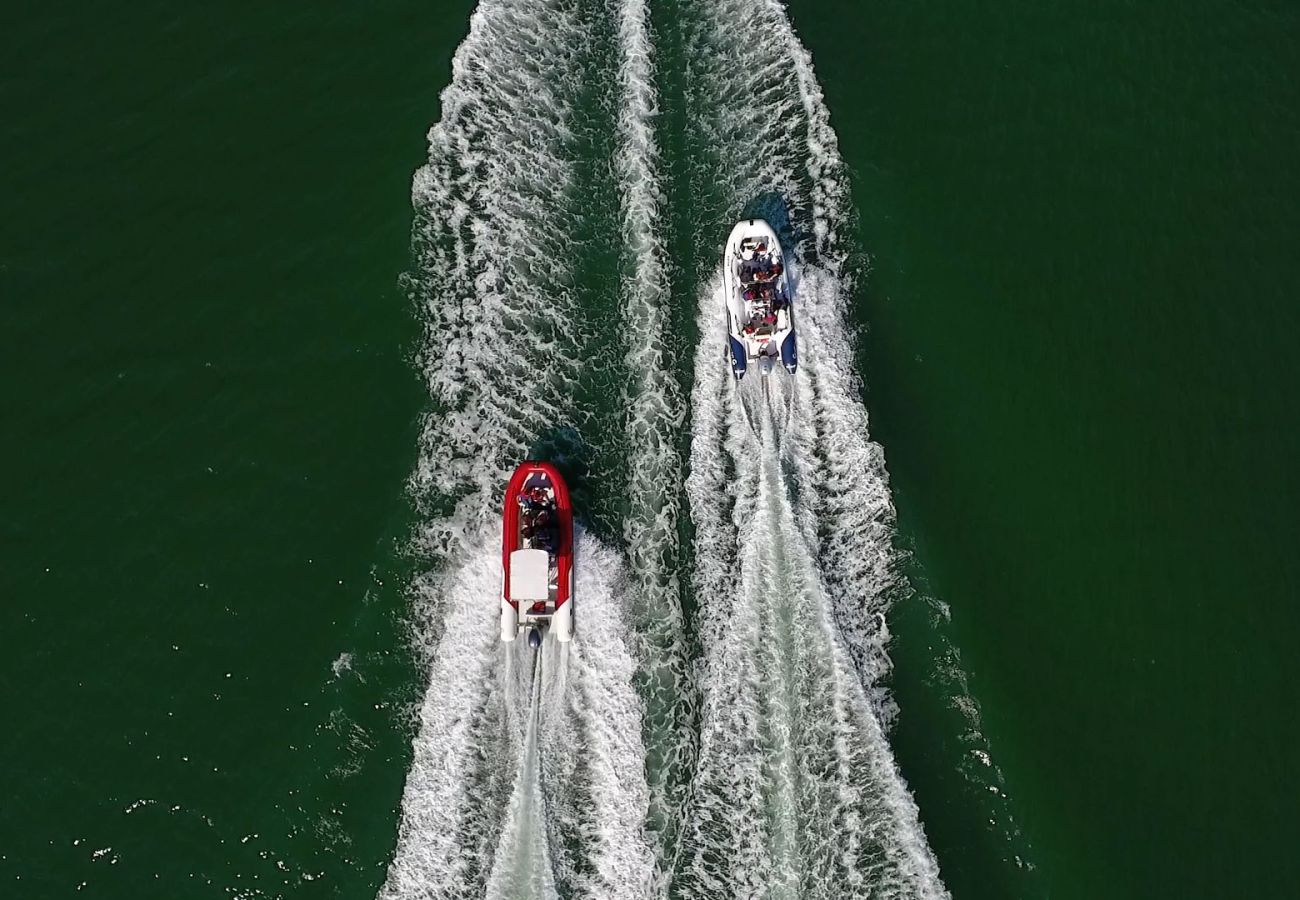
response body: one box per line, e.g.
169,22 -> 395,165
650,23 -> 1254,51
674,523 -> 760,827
611,0 -> 697,879
381,533 -> 655,899
382,0 -> 657,895
406,0 -> 594,563
388,0 -> 956,894
673,0 -> 950,893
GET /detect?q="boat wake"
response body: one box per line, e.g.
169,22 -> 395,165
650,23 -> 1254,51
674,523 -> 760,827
611,0 -> 696,878
383,0 -> 660,896
405,0 -> 607,562
671,0 -> 949,895
380,533 -> 655,900
679,278 -> 945,900
385,0 -> 956,894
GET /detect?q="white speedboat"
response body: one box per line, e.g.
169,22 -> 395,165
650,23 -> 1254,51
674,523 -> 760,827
722,218 -> 797,378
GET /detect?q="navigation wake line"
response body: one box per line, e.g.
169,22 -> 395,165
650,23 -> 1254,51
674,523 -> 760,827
386,0 -> 952,893
611,0 -> 696,882
671,0 -> 949,895
380,533 -> 655,900
406,0 -> 599,559
680,284 -> 945,899
381,0 -> 658,896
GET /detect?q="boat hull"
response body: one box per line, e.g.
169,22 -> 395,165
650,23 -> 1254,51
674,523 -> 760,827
723,218 -> 797,379
500,461 -> 574,643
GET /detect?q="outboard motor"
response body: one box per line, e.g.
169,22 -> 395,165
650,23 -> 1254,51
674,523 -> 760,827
759,354 -> 776,376
527,627 -> 543,649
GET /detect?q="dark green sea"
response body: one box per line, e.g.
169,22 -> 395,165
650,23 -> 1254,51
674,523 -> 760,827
3,0 -> 1297,898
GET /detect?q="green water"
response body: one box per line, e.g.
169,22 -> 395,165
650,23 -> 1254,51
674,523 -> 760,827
3,0 -> 1298,898
2,2 -> 471,894
795,2 -> 1300,897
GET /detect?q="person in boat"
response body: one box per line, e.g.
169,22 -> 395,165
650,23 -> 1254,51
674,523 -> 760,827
532,508 -> 558,552
534,528 -> 557,553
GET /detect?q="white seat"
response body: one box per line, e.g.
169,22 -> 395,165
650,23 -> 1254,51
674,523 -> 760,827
509,549 -> 551,601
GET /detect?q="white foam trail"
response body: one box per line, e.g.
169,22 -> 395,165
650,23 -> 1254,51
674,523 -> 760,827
612,0 -> 695,871
678,0 -> 853,259
675,0 -> 950,892
407,0 -> 593,562
381,532 -> 657,899
486,665 -> 559,900
681,284 -> 946,899
379,546 -> 523,899
539,540 -> 659,899
385,0 -> 660,894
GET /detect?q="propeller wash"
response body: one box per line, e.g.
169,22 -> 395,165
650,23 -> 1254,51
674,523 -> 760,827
381,0 -> 949,897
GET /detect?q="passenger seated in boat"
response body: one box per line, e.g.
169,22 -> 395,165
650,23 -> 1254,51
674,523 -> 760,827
532,513 -> 558,552
520,486 -> 548,511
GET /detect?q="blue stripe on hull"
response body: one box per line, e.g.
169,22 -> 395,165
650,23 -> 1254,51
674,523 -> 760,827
780,330 -> 798,374
729,335 -> 748,379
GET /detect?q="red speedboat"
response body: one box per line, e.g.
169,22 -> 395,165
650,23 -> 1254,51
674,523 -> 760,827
500,461 -> 574,646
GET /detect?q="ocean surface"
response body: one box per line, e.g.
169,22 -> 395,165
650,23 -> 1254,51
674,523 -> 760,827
2,1 -> 1297,898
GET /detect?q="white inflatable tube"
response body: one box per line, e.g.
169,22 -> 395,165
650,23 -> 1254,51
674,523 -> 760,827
500,601 -> 518,642
552,600 -> 573,643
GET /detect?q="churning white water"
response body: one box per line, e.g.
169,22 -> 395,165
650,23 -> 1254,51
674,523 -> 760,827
673,0 -> 949,895
381,0 -> 658,897
380,534 -> 656,899
383,0 -> 951,895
